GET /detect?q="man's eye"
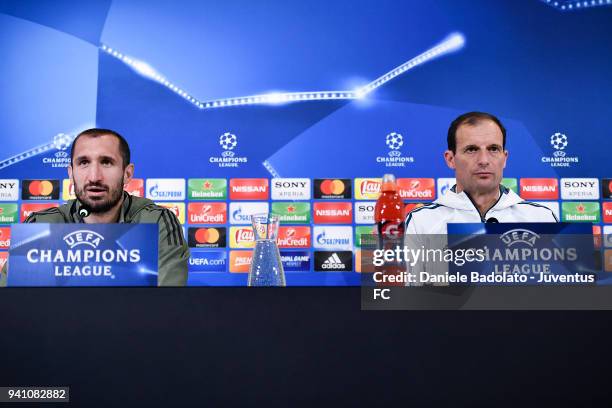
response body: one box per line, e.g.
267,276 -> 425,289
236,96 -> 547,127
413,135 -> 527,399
466,147 -> 477,153
489,146 -> 500,152
78,160 -> 89,166
101,160 -> 112,166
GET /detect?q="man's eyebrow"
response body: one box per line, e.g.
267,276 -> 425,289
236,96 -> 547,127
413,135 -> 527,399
463,144 -> 479,149
99,155 -> 116,162
74,155 -> 90,162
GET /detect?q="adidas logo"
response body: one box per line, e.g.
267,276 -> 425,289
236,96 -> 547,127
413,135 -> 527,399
322,253 -> 345,269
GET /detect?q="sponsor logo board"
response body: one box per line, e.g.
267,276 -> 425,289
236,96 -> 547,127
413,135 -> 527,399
229,179 -> 269,200
603,202 -> 612,224
188,179 -> 227,200
606,250 -> 612,273
0,203 -> 19,223
188,251 -> 227,272
355,202 -> 375,224
229,202 -> 269,225
313,202 -> 352,224
188,203 -> 227,224
560,178 -> 599,200
188,227 -> 226,248
271,178 -> 311,200
354,178 -> 381,200
313,226 -> 353,250
280,250 -> 310,272
229,226 -> 255,249
396,178 -> 435,200
561,202 -> 600,223
21,180 -> 60,200
62,179 -> 75,201
271,202 -> 310,224
0,227 -> 10,249
313,179 -> 351,199
229,251 -> 252,273
278,226 -> 311,248
601,179 -> 612,199
355,250 -> 376,273
520,178 -> 558,200
146,178 -> 185,201
0,179 -> 19,201
314,251 -> 353,271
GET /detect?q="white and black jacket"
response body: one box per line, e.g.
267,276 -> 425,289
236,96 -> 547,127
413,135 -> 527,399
405,185 -> 558,234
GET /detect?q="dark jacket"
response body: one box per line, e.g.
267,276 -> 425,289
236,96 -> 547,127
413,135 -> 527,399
0,192 -> 189,286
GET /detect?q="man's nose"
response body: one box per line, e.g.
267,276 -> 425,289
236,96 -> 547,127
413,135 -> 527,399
476,150 -> 490,166
86,163 -> 103,182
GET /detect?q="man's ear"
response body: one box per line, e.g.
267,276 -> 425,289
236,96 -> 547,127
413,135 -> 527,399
444,150 -> 456,170
503,150 -> 508,169
67,164 -> 73,181
123,163 -> 135,187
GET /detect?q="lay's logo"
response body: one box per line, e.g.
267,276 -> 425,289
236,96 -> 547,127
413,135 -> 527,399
354,178 -> 381,200
229,227 -> 255,249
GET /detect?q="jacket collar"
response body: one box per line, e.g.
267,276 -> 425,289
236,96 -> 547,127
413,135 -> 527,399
71,191 -> 133,223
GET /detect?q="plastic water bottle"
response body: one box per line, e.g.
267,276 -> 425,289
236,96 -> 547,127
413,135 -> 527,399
248,214 -> 286,286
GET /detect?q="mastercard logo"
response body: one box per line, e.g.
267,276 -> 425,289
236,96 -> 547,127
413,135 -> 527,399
28,180 -> 54,196
314,179 -> 351,199
195,228 -> 220,244
22,180 -> 59,200
320,179 -> 345,195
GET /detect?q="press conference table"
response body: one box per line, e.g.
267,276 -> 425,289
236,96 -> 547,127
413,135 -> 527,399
0,287 -> 609,406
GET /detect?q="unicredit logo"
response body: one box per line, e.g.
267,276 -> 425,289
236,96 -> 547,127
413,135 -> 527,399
278,227 -> 310,248
188,203 -> 226,224
397,178 -> 435,199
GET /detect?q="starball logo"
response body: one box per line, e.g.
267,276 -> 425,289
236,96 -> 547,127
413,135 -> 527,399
375,132 -> 415,168
209,132 -> 248,168
41,133 -> 73,168
541,132 -> 579,167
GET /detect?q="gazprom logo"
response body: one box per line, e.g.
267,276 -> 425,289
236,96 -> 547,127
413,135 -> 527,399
63,230 -> 105,249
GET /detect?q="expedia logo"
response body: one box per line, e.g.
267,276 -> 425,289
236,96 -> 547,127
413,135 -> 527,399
63,230 -> 105,249
500,229 -> 540,247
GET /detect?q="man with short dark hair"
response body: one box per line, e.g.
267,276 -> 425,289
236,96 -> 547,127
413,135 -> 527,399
405,112 -> 557,234
1,128 -> 188,286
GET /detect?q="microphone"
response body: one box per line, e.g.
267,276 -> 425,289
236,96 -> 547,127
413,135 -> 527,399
486,217 -> 499,223
78,203 -> 91,219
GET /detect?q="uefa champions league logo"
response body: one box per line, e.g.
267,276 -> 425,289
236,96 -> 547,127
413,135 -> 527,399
386,132 -> 403,151
209,132 -> 248,168
219,132 -> 237,158
541,131 -> 578,167
550,132 -> 568,157
41,133 -> 73,168
376,132 -> 414,167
